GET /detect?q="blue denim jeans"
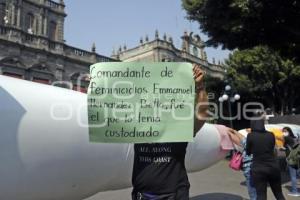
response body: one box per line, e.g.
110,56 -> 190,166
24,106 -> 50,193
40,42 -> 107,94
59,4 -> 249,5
244,168 -> 257,200
288,165 -> 299,193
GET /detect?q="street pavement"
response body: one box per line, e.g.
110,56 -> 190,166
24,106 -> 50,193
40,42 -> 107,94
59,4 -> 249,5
85,160 -> 299,200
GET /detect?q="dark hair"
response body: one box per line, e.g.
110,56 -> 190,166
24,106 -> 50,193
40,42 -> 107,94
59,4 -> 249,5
283,127 -> 296,138
250,110 -> 266,132
250,119 -> 266,132
253,109 -> 265,117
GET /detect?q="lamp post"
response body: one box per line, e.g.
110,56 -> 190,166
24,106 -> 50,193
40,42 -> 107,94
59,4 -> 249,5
292,108 -> 296,115
218,85 -> 240,128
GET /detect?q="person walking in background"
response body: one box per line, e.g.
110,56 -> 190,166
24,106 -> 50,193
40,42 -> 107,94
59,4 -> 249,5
283,127 -> 300,197
227,128 -> 257,200
246,111 -> 285,200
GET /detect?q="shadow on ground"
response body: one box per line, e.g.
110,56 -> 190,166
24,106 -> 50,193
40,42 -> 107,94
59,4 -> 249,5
191,193 -> 246,200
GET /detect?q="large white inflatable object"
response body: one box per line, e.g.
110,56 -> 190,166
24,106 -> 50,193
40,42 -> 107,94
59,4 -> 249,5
239,124 -> 300,139
0,75 -> 228,200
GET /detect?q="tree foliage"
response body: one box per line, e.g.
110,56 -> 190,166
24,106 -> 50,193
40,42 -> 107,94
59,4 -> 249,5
205,75 -> 224,102
182,0 -> 300,61
225,46 -> 300,114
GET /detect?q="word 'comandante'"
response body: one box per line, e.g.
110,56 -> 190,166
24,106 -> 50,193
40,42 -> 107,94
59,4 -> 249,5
90,66 -> 151,79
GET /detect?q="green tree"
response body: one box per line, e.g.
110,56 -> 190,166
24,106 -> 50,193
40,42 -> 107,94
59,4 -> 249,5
204,75 -> 224,123
225,46 -> 300,115
182,0 -> 300,61
205,75 -> 224,103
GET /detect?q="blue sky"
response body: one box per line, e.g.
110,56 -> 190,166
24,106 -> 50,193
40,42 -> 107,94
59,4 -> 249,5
63,0 -> 230,63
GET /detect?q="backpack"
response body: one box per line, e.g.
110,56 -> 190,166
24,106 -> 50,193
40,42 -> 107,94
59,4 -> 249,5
286,143 -> 300,169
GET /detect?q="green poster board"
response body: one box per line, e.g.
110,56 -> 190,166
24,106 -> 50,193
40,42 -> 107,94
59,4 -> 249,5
87,62 -> 195,143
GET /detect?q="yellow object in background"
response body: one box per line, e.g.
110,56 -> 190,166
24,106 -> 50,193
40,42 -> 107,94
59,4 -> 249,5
267,127 -> 284,147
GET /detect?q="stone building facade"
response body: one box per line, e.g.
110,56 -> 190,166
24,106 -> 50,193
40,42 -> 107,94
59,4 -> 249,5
112,30 -> 225,79
0,0 -> 224,93
0,0 -> 115,92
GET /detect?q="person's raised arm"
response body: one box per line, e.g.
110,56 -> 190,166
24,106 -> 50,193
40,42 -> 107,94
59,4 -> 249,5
193,64 -> 208,137
227,128 -> 245,147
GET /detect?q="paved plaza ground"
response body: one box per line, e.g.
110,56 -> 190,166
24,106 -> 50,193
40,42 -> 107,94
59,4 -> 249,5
85,160 -> 299,200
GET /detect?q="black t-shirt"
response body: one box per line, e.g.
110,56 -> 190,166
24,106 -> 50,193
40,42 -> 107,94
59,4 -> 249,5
246,131 -> 277,165
132,142 -> 190,194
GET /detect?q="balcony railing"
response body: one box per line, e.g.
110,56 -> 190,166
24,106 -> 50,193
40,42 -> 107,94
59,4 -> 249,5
0,25 -> 116,64
45,0 -> 60,9
24,0 -> 65,13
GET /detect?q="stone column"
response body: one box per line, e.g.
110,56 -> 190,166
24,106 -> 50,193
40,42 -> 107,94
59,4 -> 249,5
43,16 -> 47,36
38,13 -> 44,35
200,48 -> 204,60
11,4 -> 15,26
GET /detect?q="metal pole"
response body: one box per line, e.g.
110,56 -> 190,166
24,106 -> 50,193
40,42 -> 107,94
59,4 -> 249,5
227,98 -> 233,128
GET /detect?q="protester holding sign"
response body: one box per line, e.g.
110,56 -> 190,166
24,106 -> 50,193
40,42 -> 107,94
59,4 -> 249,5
131,64 -> 208,200
88,62 -> 198,143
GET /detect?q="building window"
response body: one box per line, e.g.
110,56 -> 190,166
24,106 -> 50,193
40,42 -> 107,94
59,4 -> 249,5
28,63 -> 54,84
25,13 -> 34,33
70,72 -> 89,93
49,21 -> 57,41
3,72 -> 23,79
0,3 -> 6,25
193,46 -> 198,57
73,85 -> 87,93
41,15 -> 45,35
162,57 -> 171,62
32,77 -> 50,84
13,6 -> 18,26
